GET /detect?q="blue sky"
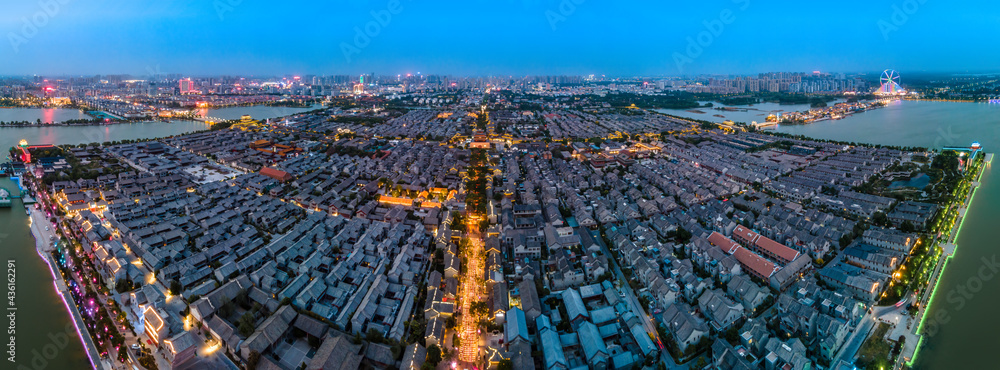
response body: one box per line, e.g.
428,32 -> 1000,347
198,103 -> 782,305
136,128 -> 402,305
0,0 -> 994,76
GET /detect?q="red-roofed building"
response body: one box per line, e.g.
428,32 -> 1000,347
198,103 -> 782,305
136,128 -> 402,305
707,232 -> 740,253
754,235 -> 800,265
260,167 -> 293,182
729,246 -> 779,281
731,225 -> 800,265
731,225 -> 757,245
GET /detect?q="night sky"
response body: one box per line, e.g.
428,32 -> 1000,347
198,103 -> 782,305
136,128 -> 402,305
0,0 -> 994,76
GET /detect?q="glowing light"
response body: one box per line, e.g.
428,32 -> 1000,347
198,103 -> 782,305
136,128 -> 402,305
203,340 -> 221,355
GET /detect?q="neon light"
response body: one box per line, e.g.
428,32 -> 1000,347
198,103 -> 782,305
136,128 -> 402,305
37,248 -> 99,370
908,154 -> 988,367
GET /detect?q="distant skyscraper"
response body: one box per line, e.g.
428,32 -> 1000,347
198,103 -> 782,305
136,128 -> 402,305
179,78 -> 193,94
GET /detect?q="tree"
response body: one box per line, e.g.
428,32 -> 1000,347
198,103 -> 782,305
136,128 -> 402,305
115,278 -> 133,293
694,356 -> 708,369
366,328 -> 385,343
139,354 -> 159,370
238,312 -> 256,337
218,296 -> 235,318
351,331 -> 362,344
932,151 -> 960,174
839,234 -> 853,248
246,350 -> 261,370
900,221 -> 916,233
674,227 -> 692,243
169,279 -> 182,296
426,344 -> 442,366
470,301 -> 489,317
638,296 -> 651,311
498,359 -> 513,370
872,211 -> 889,227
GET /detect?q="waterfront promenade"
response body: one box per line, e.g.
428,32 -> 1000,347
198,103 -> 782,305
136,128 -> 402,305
903,152 -> 993,367
27,205 -> 109,370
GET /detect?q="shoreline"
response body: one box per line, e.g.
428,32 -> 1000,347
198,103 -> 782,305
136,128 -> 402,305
904,98 -> 999,104
25,204 -> 106,370
657,98 -> 888,126
904,152 -> 992,367
0,103 -> 324,127
0,119 -> 207,128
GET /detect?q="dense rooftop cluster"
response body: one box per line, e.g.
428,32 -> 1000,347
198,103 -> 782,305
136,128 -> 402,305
34,89 -> 960,370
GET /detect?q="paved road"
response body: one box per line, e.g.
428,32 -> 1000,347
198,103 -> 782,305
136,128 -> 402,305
833,295 -> 913,366
587,229 -> 685,369
833,311 -> 877,365
28,207 -> 58,251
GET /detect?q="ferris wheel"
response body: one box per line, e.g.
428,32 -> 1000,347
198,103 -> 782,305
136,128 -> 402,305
877,69 -> 903,95
881,69 -> 899,87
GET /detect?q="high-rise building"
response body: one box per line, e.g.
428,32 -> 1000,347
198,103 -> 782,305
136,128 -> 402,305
179,78 -> 194,94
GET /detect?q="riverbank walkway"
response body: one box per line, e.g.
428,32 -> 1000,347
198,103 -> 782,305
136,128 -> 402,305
902,152 -> 992,367
27,205 -> 109,370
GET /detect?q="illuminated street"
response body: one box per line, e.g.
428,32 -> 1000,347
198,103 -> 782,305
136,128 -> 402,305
457,222 -> 485,364
457,146 -> 490,365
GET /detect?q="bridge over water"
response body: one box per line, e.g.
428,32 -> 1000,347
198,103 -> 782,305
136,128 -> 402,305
193,116 -> 226,123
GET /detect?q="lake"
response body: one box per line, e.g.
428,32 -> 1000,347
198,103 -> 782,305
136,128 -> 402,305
890,173 -> 930,190
0,107 -> 89,124
655,99 -> 845,124
0,104 -> 322,125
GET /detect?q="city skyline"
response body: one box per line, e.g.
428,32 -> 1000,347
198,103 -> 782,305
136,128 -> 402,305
5,2 -> 1000,370
3,0 -> 998,76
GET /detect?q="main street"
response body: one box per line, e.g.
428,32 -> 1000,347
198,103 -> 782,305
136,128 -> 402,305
457,223 -> 485,364
457,146 -> 490,366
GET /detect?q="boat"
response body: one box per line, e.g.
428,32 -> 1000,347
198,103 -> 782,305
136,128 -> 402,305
0,189 -> 10,208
